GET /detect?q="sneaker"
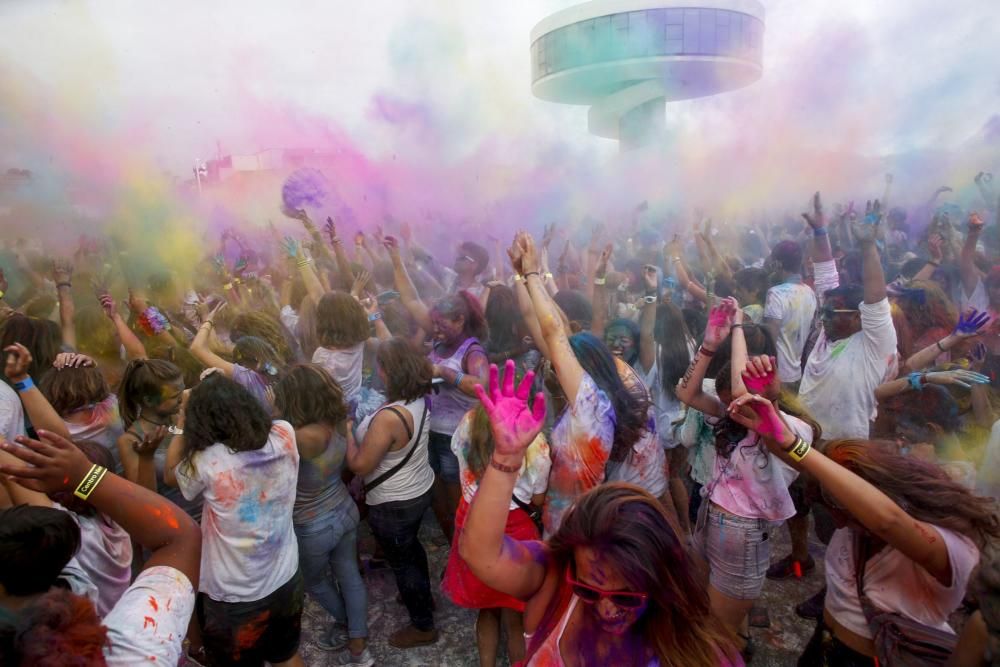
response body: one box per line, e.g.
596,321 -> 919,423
336,647 -> 375,667
316,624 -> 349,652
388,624 -> 439,649
795,586 -> 827,620
765,554 -> 815,580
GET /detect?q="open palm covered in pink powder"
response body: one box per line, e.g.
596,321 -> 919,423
475,360 -> 546,457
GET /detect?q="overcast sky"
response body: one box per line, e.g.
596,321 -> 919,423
0,0 -> 997,181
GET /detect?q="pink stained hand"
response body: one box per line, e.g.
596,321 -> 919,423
728,394 -> 788,441
741,354 -> 776,393
704,297 -> 738,348
474,360 -> 546,458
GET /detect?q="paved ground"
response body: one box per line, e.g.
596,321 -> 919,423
296,513 -> 830,667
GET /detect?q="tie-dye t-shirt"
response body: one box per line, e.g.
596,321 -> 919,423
174,420 -> 300,602
543,374 -> 614,538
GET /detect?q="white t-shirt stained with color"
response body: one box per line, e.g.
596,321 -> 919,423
824,526 -> 979,639
175,421 -> 300,602
102,566 -> 196,666
799,298 -> 898,440
764,280 -> 817,383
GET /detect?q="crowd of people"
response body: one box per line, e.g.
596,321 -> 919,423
1,173 -> 999,667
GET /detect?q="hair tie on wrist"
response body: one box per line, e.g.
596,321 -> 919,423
523,271 -> 540,279
935,339 -> 946,352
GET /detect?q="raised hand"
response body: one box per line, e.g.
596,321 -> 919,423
399,221 -> 413,244
968,211 -> 985,232
665,234 -> 682,260
954,308 -> 991,338
324,217 -> 338,245
927,233 -> 944,263
507,238 -> 525,276
541,223 -> 556,249
354,231 -> 367,248
53,352 -> 95,370
851,200 -> 885,245
98,292 -> 118,319
741,354 -> 776,394
350,270 -> 371,299
52,258 -> 74,285
516,232 -> 541,275
923,369 -> 990,390
704,297 -> 739,350
382,235 -> 401,261
282,236 -> 301,260
802,192 -> 826,231
726,393 -> 792,443
0,430 -> 93,494
643,264 -> 658,292
474,360 -> 545,458
595,243 -> 613,277
4,343 -> 32,381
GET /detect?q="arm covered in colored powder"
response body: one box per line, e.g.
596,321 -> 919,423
461,362 -> 549,599
1,429 -> 201,588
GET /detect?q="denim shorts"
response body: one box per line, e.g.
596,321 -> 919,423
701,503 -> 779,600
428,430 -> 460,483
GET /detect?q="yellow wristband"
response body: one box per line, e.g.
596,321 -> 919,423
514,274 -> 523,282
544,272 -> 554,279
74,464 -> 108,500
593,276 -> 607,286
786,438 -> 811,463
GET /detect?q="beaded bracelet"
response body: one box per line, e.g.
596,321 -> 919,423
908,372 -> 925,391
137,306 -> 172,336
74,464 -> 108,500
453,371 -> 465,387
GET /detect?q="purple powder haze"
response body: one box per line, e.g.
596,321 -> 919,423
282,168 -> 330,211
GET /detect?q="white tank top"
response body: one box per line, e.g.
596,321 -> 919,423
359,398 -> 434,506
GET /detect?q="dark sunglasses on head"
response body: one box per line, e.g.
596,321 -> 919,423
565,570 -> 648,609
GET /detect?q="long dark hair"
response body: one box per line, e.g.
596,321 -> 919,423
654,303 -> 692,402
529,484 -> 737,666
182,374 -> 271,465
376,337 -> 433,403
117,359 -> 183,428
568,332 -> 649,463
232,336 -> 284,385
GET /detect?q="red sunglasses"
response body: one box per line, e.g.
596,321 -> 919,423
565,570 -> 648,609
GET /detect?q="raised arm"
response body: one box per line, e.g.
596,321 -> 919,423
53,259 -> 76,350
518,233 -> 585,405
851,200 -> 889,304
961,213 -> 985,298
1,429 -> 201,586
590,244 -> 612,338
188,302 -> 235,377
638,265 -> 658,374
674,299 -> 733,418
728,396 -> 959,586
384,236 -> 433,332
99,293 -> 147,360
460,362 -> 548,599
903,309 -> 991,372
3,343 -> 72,440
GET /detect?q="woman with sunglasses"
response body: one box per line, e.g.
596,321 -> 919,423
725,387 -> 999,666
675,297 -> 820,658
460,361 -> 741,667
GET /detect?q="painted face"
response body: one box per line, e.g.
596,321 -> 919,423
604,325 -> 636,363
572,547 -> 648,635
147,379 -> 185,418
821,298 -> 861,341
431,312 -> 465,345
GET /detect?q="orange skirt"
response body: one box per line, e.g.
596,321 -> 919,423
441,496 -> 540,611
